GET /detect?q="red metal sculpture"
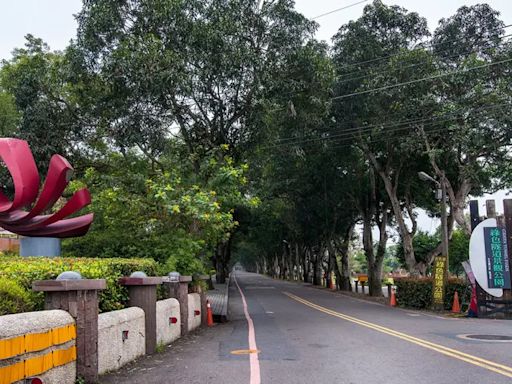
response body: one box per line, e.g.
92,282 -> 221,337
0,138 -> 93,237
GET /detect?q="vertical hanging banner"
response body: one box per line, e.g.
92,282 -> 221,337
483,227 -> 511,289
432,256 -> 447,308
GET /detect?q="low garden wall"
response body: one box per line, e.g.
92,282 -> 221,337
187,293 -> 202,332
0,310 -> 76,384
156,298 -> 181,346
0,260 -> 212,384
98,307 -> 146,375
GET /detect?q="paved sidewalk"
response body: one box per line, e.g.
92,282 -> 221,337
206,275 -> 230,321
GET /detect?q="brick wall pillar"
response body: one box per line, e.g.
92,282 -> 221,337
163,276 -> 191,336
33,279 -> 106,384
119,276 -> 163,354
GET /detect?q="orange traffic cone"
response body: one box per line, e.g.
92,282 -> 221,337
452,291 -> 461,313
207,300 -> 214,327
390,288 -> 397,307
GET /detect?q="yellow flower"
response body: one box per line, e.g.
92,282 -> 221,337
171,205 -> 181,213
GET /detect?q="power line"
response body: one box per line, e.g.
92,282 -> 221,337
273,89 -> 511,145
264,30 -> 512,117
268,115 -> 509,156
335,24 -> 512,72
273,103 -> 467,144
337,33 -> 512,85
331,57 -> 512,100
264,102 -> 510,149
311,0 -> 370,20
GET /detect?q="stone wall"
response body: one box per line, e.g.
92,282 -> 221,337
187,293 -> 202,332
97,307 -> 145,375
0,310 -> 76,384
156,298 -> 181,346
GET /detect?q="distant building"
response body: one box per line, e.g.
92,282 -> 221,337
0,228 -> 20,253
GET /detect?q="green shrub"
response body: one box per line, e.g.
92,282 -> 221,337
395,277 -> 470,310
0,256 -> 160,313
0,278 -> 34,315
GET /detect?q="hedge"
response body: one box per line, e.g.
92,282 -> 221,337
395,277 -> 471,310
0,256 -> 161,313
0,278 -> 34,315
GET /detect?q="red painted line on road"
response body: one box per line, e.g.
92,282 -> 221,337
233,273 -> 261,384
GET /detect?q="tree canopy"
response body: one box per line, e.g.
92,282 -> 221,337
0,0 -> 510,289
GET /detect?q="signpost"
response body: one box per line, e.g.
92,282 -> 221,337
469,200 -> 512,318
483,227 -> 511,289
432,256 -> 447,309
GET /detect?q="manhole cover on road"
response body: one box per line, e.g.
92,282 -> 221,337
457,334 -> 512,342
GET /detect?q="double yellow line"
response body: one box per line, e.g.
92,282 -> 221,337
283,291 -> 512,379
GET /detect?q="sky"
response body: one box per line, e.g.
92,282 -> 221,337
0,0 -> 510,231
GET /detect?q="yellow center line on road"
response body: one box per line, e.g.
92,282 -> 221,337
283,291 -> 512,379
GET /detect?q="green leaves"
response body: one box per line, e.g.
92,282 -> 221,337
0,256 -> 159,313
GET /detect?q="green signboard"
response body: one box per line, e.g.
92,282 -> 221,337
483,227 -> 511,289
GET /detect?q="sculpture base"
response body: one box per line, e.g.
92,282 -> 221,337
20,237 -> 61,257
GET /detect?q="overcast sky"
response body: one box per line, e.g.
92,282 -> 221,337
0,0 -> 510,229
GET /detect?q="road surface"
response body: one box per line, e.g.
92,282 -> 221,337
100,272 -> 512,384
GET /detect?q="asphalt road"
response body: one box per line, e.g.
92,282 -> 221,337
100,272 -> 512,384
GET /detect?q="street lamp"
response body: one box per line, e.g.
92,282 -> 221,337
417,172 -> 449,263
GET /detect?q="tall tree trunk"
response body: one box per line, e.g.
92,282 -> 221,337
362,213 -> 375,295
214,236 -> 232,284
337,224 -> 355,291
368,210 -> 388,296
364,148 -> 420,275
302,247 -> 310,282
313,247 -> 323,285
327,240 -> 342,290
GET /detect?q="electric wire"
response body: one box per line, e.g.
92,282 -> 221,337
331,57 -> 512,100
311,0 -> 371,20
262,102 -> 510,150
337,33 -> 512,85
336,24 -> 512,72
272,101 -> 510,145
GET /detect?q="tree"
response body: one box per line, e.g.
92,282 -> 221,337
422,4 -> 512,235
1,35 -> 80,170
70,0 -> 318,282
332,1 -> 437,275
63,145 -> 251,276
449,228 -> 470,276
0,91 -> 19,137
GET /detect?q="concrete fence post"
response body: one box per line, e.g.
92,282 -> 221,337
119,275 -> 163,355
32,278 -> 106,384
163,275 -> 192,336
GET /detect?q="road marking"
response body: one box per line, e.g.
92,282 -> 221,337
283,291 -> 512,379
231,349 -> 261,355
234,273 -> 261,384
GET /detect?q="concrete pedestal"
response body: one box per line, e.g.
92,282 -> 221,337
20,237 -> 61,256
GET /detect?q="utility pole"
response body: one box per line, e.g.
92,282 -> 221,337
419,171 -> 450,310
440,175 -> 449,265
